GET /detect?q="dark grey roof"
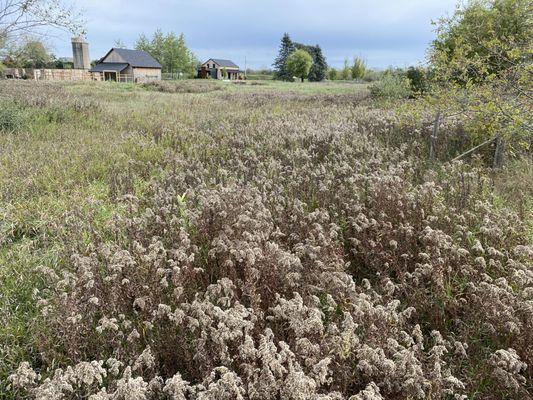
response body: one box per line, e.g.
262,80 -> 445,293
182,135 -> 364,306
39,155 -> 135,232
89,63 -> 129,72
211,59 -> 239,68
102,48 -> 162,69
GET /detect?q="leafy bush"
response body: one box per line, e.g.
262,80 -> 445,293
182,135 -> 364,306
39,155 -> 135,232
427,0 -> 532,155
406,66 -> 430,95
362,69 -> 385,82
0,101 -> 25,133
328,68 -> 338,80
370,74 -> 412,99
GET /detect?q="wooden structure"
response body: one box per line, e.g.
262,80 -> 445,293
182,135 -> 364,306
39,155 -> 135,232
3,68 -> 102,81
198,59 -> 244,80
90,48 -> 162,83
35,69 -> 101,81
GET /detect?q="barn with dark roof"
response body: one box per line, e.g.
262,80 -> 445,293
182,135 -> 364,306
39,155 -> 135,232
90,48 -> 162,83
198,58 -> 244,80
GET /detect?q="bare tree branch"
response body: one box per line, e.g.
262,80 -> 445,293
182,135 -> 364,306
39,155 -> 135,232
0,0 -> 84,46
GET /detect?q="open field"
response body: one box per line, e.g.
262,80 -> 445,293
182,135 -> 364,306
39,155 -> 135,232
0,79 -> 531,399
149,79 -> 371,95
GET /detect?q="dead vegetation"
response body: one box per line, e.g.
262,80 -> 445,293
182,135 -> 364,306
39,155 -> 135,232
0,80 -> 531,400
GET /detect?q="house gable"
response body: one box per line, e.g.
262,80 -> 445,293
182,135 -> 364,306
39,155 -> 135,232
101,49 -> 127,64
202,59 -> 239,70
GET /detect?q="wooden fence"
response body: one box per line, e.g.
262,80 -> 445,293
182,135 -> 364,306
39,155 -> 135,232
428,110 -> 506,169
2,68 -> 103,82
116,73 -> 134,83
35,69 -> 102,81
3,68 -> 155,84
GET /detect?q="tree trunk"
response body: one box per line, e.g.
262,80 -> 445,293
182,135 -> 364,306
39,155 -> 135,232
301,77 -> 304,83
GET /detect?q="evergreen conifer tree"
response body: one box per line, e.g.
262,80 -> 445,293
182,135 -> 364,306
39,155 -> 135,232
273,33 -> 295,81
308,45 -> 327,82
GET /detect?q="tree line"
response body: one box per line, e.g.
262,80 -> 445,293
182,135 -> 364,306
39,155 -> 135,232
327,56 -> 367,81
272,33 -> 376,83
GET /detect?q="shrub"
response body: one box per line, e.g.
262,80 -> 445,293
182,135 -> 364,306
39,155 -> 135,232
362,69 -> 384,82
0,101 -> 25,133
406,66 -> 430,95
370,74 -> 412,99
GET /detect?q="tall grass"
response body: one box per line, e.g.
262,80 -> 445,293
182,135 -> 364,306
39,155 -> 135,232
0,80 -> 531,400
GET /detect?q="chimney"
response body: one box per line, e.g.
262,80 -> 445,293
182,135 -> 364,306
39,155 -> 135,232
71,37 -> 90,70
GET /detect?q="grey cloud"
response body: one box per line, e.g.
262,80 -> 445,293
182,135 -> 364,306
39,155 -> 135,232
52,0 -> 456,68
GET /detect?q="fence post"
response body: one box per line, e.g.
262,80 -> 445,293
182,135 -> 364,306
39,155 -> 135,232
429,110 -> 442,162
492,135 -> 505,169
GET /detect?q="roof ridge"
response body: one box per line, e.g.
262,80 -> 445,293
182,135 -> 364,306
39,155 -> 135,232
100,48 -> 162,69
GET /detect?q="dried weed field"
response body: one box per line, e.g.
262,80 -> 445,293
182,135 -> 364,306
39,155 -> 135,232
0,80 -> 531,399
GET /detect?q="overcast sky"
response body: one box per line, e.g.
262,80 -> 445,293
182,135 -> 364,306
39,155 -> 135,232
51,0 -> 458,69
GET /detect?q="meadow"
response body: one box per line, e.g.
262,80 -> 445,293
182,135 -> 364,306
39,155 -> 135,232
0,79 -> 531,399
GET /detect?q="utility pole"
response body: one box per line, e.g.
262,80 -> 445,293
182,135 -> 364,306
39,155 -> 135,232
245,56 -> 247,79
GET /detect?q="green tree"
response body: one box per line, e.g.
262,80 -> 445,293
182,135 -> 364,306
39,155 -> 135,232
286,49 -> 312,82
273,33 -> 295,81
135,31 -> 197,77
351,57 -> 366,80
431,0 -> 532,85
328,68 -> 338,80
340,58 -> 351,80
163,32 -> 178,74
429,0 -> 532,154
307,45 -> 328,82
50,56 -> 73,69
171,33 -> 197,77
3,38 -> 51,68
135,33 -> 151,52
150,29 -> 165,68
